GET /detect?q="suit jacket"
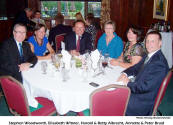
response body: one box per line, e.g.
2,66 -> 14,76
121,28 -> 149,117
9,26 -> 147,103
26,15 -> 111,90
124,50 -> 169,116
65,31 -> 93,54
0,37 -> 37,83
48,24 -> 72,51
14,11 -> 36,30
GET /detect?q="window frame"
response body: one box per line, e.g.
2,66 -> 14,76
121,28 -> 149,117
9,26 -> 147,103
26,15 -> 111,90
40,1 -> 101,19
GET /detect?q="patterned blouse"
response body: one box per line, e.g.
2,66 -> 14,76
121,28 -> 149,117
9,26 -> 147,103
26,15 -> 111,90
123,41 -> 145,63
85,24 -> 97,44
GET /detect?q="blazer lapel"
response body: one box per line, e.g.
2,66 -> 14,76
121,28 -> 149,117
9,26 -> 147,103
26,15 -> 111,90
136,50 -> 161,81
10,38 -> 21,64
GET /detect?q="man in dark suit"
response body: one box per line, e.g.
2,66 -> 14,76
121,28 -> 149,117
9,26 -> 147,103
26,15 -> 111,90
0,23 -> 37,83
14,8 -> 36,31
48,13 -> 72,51
65,20 -> 93,55
117,31 -> 169,116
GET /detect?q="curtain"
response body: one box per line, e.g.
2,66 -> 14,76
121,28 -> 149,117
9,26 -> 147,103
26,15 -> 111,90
100,0 -> 110,29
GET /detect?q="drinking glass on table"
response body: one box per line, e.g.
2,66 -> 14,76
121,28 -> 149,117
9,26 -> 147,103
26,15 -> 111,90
102,53 -> 109,74
57,50 -> 63,59
51,54 -> 56,64
82,66 -> 88,82
41,61 -> 47,74
54,55 -> 61,71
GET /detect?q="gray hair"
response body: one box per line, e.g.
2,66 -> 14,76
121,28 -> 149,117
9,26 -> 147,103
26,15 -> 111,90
13,23 -> 27,32
104,20 -> 116,31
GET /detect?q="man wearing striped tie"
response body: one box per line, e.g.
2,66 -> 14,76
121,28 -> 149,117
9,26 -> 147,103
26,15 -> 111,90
0,23 -> 37,83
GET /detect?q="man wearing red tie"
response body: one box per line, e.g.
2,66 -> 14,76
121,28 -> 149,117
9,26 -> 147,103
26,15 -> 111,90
65,20 -> 93,56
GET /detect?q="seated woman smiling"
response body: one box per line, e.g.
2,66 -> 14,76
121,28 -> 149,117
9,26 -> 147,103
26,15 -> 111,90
28,24 -> 55,60
97,20 -> 123,59
110,25 -> 145,68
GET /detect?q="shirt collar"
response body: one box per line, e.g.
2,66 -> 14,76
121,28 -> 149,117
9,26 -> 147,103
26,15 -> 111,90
148,49 -> 160,59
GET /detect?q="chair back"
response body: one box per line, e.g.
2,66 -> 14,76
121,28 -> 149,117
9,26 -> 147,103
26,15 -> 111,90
0,76 -> 30,115
152,69 -> 173,116
90,84 -> 131,116
55,33 -> 66,52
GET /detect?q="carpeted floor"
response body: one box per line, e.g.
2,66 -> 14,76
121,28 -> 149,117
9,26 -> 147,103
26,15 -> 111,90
0,76 -> 173,116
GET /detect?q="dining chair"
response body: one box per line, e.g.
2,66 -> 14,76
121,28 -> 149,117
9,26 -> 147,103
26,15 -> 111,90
90,84 -> 131,116
152,68 -> 173,116
78,84 -> 131,116
0,76 -> 57,116
55,33 -> 66,52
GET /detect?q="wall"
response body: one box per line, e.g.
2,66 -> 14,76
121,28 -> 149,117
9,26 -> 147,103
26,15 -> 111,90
0,20 -> 13,42
0,0 -> 27,42
110,0 -> 173,40
28,0 -> 40,12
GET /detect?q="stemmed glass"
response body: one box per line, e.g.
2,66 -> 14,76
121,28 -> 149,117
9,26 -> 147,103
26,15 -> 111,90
102,53 -> 109,74
54,54 -> 61,71
41,61 -> 47,74
84,49 -> 91,59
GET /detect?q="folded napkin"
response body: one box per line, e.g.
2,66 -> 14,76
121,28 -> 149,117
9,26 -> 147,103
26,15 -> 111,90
91,49 -> 100,69
61,50 -> 71,70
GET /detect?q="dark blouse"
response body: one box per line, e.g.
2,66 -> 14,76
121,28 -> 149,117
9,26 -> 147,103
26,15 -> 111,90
85,24 -> 97,44
123,41 -> 145,63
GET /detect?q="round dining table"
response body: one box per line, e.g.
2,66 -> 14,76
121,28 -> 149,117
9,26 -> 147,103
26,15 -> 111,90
22,60 -> 125,115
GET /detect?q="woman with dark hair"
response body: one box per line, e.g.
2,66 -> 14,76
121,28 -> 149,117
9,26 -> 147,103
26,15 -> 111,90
85,16 -> 97,45
28,24 -> 55,60
110,25 -> 145,68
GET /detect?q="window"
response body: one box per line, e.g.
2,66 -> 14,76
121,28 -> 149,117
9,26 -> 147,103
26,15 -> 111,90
41,1 -> 101,19
88,2 -> 101,17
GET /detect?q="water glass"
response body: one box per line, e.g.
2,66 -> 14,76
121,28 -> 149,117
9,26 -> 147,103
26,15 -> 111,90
61,68 -> 69,82
82,67 -> 88,82
41,61 -> 47,74
51,54 -> 56,64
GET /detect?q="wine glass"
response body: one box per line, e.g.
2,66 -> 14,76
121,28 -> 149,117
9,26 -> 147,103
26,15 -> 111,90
54,55 -> 60,71
41,61 -> 47,74
57,50 -> 62,59
85,50 -> 91,59
102,53 -> 109,74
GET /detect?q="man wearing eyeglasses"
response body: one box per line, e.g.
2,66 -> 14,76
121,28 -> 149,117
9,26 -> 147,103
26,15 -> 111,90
0,23 -> 37,83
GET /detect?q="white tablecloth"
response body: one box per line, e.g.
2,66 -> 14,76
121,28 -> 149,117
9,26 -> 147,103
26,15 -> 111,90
22,60 -> 125,115
160,32 -> 172,68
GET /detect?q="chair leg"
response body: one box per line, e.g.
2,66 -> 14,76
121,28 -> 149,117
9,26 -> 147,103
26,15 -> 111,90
157,110 -> 163,116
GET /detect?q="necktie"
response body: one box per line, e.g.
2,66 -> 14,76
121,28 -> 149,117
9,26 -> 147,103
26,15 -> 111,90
19,43 -> 23,57
144,56 -> 149,64
19,43 -> 24,63
76,36 -> 80,52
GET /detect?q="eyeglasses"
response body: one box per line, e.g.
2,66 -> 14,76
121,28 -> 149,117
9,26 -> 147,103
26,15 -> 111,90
14,30 -> 26,35
104,28 -> 113,30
